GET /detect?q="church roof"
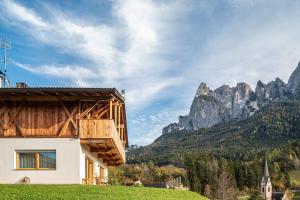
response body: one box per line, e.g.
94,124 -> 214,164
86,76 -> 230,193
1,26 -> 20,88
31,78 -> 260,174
262,160 -> 271,185
272,192 -> 284,200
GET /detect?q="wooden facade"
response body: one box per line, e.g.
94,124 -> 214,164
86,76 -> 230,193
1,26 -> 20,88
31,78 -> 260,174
0,88 -> 128,166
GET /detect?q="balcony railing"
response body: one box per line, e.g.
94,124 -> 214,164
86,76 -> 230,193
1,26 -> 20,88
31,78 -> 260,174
79,119 -> 125,164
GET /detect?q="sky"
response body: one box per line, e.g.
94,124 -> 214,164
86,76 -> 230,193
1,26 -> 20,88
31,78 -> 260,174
1,0 -> 300,145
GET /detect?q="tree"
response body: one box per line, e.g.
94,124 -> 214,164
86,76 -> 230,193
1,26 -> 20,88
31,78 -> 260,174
195,160 -> 203,193
285,171 -> 291,188
234,162 -> 245,189
215,169 -> 237,200
185,157 -> 201,192
249,190 -> 263,200
246,168 -> 256,188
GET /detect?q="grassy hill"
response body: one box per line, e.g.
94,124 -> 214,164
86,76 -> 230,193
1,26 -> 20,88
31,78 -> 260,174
128,101 -> 300,165
0,185 -> 207,200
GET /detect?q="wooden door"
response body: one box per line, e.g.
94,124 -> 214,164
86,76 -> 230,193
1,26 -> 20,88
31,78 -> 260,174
85,158 -> 94,184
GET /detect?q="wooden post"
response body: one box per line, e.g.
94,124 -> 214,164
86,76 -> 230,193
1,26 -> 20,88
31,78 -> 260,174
114,102 -> 117,125
3,106 -> 9,136
121,128 -> 124,141
109,101 -> 112,120
118,104 -> 121,136
35,152 -> 39,169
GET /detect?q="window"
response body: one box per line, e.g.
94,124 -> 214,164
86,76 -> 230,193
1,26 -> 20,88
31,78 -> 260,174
16,151 -> 56,170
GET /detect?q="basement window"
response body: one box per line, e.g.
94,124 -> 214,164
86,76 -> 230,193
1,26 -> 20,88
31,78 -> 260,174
16,151 -> 56,170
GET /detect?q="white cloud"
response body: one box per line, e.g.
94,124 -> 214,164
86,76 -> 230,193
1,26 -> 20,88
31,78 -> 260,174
13,61 -> 97,86
0,0 -> 48,28
187,1 -> 300,91
1,0 -> 188,111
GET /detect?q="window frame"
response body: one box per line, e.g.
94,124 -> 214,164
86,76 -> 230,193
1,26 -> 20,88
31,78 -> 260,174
16,150 -> 56,170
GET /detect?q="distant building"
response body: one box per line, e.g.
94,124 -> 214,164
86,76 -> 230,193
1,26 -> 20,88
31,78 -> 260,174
128,144 -> 139,150
261,161 -> 272,200
143,176 -> 188,190
261,161 -> 289,200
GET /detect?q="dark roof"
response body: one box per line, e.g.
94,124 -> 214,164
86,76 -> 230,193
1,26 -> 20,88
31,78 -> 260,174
272,192 -> 284,200
0,87 -> 125,101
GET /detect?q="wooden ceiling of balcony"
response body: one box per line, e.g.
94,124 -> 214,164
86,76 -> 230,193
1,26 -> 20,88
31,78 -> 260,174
82,140 -> 124,166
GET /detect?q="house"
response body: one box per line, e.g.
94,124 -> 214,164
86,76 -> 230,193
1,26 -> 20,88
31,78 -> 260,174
0,86 -> 128,184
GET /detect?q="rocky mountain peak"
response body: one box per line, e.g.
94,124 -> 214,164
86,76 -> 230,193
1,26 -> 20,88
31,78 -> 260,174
288,62 -> 300,99
257,80 -> 264,86
233,82 -> 252,98
195,82 -> 212,97
214,85 -> 233,94
275,77 -> 285,84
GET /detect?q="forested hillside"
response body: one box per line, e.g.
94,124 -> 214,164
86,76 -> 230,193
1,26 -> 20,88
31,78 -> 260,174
127,101 -> 300,165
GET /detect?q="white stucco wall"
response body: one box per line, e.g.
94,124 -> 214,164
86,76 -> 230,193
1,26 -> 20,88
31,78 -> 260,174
0,138 -> 82,184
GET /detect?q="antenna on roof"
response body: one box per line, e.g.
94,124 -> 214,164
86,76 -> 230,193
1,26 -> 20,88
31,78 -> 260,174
121,90 -> 125,98
0,35 -> 11,88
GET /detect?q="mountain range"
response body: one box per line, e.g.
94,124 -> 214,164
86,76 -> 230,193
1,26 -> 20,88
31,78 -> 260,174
162,62 -> 300,134
128,62 -> 300,165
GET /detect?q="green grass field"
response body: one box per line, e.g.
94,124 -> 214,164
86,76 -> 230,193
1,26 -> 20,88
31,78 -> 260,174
289,170 -> 300,188
0,185 -> 207,200
293,192 -> 300,200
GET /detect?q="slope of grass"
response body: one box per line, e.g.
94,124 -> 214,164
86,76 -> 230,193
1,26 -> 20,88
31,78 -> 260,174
0,185 -> 207,200
289,170 -> 300,188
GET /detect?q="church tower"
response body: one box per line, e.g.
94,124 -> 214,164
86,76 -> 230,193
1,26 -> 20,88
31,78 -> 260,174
261,160 -> 272,200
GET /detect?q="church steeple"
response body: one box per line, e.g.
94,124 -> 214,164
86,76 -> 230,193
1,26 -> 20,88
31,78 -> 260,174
261,160 -> 272,200
263,160 -> 270,183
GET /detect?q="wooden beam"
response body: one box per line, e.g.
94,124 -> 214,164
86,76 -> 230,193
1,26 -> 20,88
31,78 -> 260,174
118,104 -> 121,136
118,124 -> 125,129
3,101 -> 25,136
103,158 -> 120,162
7,101 -> 25,128
7,108 -> 24,136
114,103 -> 117,124
97,150 -> 115,154
0,96 -> 112,102
2,106 -> 9,131
69,93 -> 78,96
55,92 -> 64,96
120,128 -> 123,141
25,92 -> 34,96
98,155 -> 119,159
109,100 -> 112,120
92,105 -> 108,118
58,105 -> 78,136
80,139 -> 106,144
60,101 -> 77,130
0,107 -> 5,131
0,106 -> 5,116
80,99 -> 102,119
90,147 -> 112,152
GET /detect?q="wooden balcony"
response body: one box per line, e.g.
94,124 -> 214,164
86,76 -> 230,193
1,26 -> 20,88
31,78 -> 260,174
79,119 -> 125,165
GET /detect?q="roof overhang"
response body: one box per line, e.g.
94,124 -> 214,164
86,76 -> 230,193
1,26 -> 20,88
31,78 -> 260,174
0,87 -> 125,102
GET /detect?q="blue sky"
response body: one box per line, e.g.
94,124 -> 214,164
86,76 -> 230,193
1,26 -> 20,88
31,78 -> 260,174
1,0 -> 300,145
